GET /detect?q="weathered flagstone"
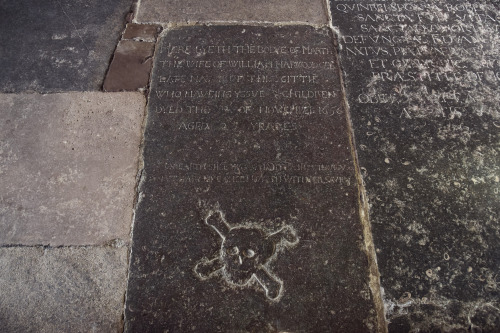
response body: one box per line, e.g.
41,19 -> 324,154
135,0 -> 328,24
0,246 -> 127,332
0,92 -> 145,246
0,0 -> 133,93
330,0 -> 500,331
103,24 -> 162,92
125,25 -> 382,332
103,40 -> 156,92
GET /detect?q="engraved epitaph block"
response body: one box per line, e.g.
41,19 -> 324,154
331,0 -> 500,330
125,26 -> 378,331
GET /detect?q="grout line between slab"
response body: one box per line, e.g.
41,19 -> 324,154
138,20 -> 329,30
132,0 -> 142,23
320,0 -> 331,27
325,0 -> 388,331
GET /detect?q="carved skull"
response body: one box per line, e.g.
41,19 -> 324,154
221,227 -> 274,285
194,209 -> 298,301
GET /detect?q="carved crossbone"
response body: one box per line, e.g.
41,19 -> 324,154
194,210 -> 298,301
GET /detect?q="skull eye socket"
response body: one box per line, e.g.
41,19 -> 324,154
226,246 -> 239,255
242,249 -> 256,258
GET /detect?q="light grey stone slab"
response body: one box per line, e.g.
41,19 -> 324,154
135,0 -> 328,24
0,246 -> 128,333
0,92 -> 146,246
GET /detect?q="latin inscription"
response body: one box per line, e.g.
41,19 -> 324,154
333,0 -> 500,120
331,0 -> 500,328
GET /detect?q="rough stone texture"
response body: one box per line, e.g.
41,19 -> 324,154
0,92 -> 146,246
103,40 -> 156,91
0,246 -> 128,333
0,0 -> 133,93
125,26 -> 380,332
330,0 -> 500,331
123,23 -> 162,41
135,0 -> 328,24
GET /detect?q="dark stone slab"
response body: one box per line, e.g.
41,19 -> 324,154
103,40 -> 156,92
122,23 -> 162,41
0,0 -> 133,93
330,0 -> 500,330
125,25 -> 381,332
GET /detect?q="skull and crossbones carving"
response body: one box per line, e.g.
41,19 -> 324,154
194,209 -> 299,301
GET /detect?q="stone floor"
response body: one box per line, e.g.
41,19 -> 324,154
0,0 -> 499,332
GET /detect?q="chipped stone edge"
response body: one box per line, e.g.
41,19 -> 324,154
325,1 -> 388,332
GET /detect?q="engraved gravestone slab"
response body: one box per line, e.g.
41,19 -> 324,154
125,26 -> 379,332
331,0 -> 500,330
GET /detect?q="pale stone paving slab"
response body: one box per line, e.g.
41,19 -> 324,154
0,92 -> 146,246
0,247 -> 128,332
135,0 -> 328,24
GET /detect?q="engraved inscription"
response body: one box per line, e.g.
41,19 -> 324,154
149,26 -> 350,188
333,0 -> 500,120
125,26 -> 376,332
330,1 -> 500,328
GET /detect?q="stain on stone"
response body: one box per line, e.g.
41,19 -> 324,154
330,0 -> 500,330
125,25 -> 379,332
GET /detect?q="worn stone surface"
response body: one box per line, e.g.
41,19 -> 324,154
125,26 -> 380,332
330,0 -> 500,331
0,92 -> 146,246
135,0 -> 328,24
103,40 -> 156,91
0,246 -> 128,332
123,23 -> 162,41
0,0 -> 133,93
